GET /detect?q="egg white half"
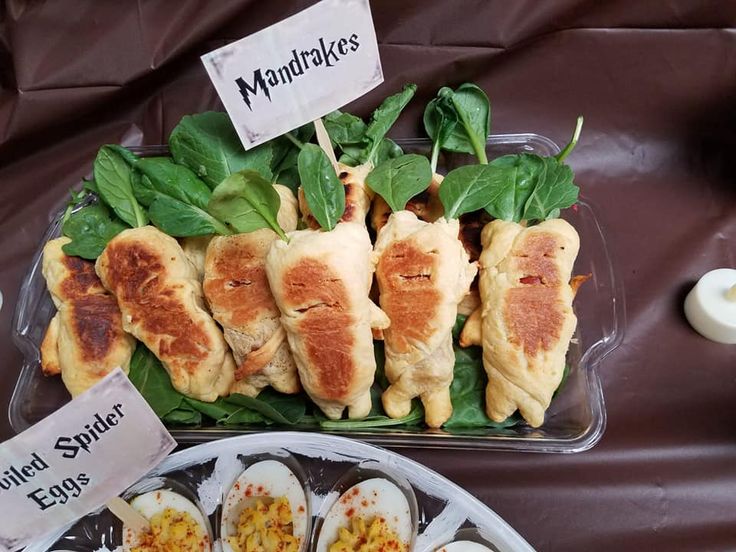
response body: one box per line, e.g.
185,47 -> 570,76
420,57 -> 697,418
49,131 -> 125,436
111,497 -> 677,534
437,541 -> 495,552
315,478 -> 412,552
122,489 -> 211,552
221,460 -> 308,546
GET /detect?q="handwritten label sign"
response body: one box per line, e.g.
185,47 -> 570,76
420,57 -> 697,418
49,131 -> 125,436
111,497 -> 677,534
0,369 -> 176,551
201,0 -> 383,149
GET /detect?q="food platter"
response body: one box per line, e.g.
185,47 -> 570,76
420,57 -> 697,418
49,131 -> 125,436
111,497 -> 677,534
22,432 -> 535,552
10,133 -> 624,452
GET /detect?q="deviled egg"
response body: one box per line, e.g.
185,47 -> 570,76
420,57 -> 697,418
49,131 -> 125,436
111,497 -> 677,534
122,489 -> 211,552
221,459 -> 309,552
315,478 -> 414,552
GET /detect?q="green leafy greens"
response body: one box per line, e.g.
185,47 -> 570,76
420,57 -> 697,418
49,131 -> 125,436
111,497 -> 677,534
169,111 -> 274,187
93,145 -> 148,228
439,116 -> 583,222
426,84 -> 490,164
208,169 -> 287,240
365,154 -> 432,212
438,164 -> 509,220
361,84 -> 417,166
61,204 -> 127,259
297,143 -> 345,231
423,93 -> 458,172
129,156 -> 232,237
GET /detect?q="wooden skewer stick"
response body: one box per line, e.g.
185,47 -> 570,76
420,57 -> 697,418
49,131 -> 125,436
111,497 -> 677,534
106,496 -> 150,533
313,118 -> 339,172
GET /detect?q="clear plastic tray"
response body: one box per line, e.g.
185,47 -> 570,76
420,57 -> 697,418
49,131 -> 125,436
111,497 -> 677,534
9,134 -> 625,452
23,432 -> 536,552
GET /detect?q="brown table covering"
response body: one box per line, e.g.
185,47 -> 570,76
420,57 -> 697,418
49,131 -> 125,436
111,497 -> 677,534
1,1 -> 735,549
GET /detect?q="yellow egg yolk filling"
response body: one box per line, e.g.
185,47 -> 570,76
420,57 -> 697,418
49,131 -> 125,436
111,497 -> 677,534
328,516 -> 408,552
132,507 -> 206,552
227,496 -> 300,552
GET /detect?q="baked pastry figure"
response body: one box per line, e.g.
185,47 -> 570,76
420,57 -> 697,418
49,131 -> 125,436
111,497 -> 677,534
373,211 -> 476,427
460,218 -> 580,427
266,221 -> 389,420
203,185 -> 300,397
96,225 -> 234,402
41,237 -> 135,397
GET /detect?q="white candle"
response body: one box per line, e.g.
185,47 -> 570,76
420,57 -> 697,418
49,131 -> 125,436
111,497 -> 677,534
684,268 -> 736,344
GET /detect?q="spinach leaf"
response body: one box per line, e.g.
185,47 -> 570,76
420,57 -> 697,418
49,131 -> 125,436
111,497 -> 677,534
163,406 -> 202,425
324,110 -> 367,146
94,145 -> 148,227
225,389 -> 307,425
366,154 -> 432,212
318,402 -> 424,429
208,170 -> 287,240
274,166 -> 300,195
473,154 -> 578,223
442,84 -> 490,163
340,138 -> 403,167
134,157 -> 212,210
361,84 -> 417,166
444,344 -> 521,429
476,153 -> 543,221
169,112 -> 273,188
423,94 -> 458,172
128,344 -> 186,419
147,194 -> 233,237
184,397 -> 265,425
128,343 -> 267,426
221,407 -> 267,425
271,124 -> 315,185
82,178 -> 98,194
61,188 -> 93,226
61,204 -> 127,259
519,156 -> 579,222
439,163 -> 511,220
297,143 -> 345,231
108,150 -> 231,237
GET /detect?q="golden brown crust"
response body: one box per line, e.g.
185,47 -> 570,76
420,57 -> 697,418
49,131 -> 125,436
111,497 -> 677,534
376,240 -> 440,353
97,227 -> 234,401
203,217 -> 299,398
373,213 -> 476,428
478,219 -> 580,428
266,222 -> 383,419
570,273 -> 592,297
102,240 -> 212,370
282,258 -> 355,401
505,287 -> 564,356
203,236 -> 277,328
41,237 -> 134,397
70,295 -> 127,363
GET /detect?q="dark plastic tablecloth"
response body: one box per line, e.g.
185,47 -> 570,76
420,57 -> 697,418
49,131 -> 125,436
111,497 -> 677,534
1,1 -> 735,549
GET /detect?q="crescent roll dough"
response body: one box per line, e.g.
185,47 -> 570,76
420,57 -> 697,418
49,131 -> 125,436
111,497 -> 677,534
266,222 -> 389,419
41,237 -> 136,397
373,211 -> 476,427
476,218 -> 580,428
96,226 -> 235,402
203,185 -> 300,397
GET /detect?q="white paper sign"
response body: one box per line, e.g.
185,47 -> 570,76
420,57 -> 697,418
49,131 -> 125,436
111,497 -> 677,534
0,369 -> 176,551
201,0 -> 383,149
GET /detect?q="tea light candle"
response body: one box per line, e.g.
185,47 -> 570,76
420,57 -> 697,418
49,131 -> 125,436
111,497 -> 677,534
684,268 -> 736,344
